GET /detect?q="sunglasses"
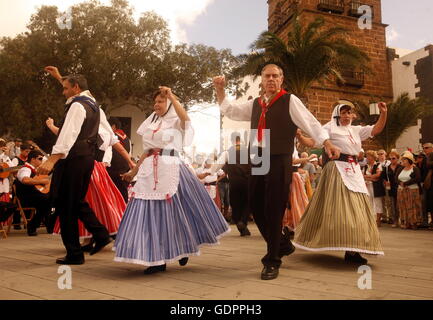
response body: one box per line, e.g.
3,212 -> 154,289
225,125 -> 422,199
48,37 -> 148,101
423,147 -> 432,149
36,157 -> 43,161
390,158 -> 397,160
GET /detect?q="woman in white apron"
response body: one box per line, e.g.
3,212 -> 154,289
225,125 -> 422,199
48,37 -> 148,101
293,103 -> 387,264
114,87 -> 230,274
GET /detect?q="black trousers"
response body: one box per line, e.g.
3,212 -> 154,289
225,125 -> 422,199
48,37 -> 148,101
249,154 -> 293,268
106,167 -> 129,203
20,192 -> 52,231
229,178 -> 249,226
52,156 -> 109,258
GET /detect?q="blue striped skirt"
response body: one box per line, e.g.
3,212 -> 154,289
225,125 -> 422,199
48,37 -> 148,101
113,163 -> 231,266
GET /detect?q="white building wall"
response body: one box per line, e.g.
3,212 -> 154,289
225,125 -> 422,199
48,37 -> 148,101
392,47 -> 429,153
108,105 -> 148,159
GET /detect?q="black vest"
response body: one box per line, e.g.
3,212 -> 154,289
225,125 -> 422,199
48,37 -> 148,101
363,163 -> 386,197
58,97 -> 100,159
224,145 -> 251,182
14,157 -> 26,166
250,93 -> 297,156
15,167 -> 38,199
110,132 -> 131,173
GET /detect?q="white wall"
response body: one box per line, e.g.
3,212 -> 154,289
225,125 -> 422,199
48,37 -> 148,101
108,104 -> 148,159
392,47 -> 429,153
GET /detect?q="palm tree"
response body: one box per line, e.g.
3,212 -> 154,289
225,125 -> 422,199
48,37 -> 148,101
353,93 -> 433,151
233,15 -> 370,99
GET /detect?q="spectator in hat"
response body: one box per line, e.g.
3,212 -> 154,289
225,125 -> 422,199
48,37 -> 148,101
395,151 -> 423,229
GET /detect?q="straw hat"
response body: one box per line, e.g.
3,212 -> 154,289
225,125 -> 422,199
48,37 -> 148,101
401,151 -> 415,163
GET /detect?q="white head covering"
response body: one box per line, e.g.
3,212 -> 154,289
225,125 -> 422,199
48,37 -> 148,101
327,104 -> 355,136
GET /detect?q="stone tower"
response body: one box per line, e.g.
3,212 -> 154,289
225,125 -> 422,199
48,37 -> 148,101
267,0 -> 393,123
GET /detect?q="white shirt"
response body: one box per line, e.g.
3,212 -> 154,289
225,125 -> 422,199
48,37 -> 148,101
196,167 -> 221,184
0,152 -> 12,193
51,91 -> 119,159
323,123 -> 374,156
17,163 -> 35,183
10,157 -> 20,167
323,123 -> 374,194
220,94 -> 330,147
398,168 -> 419,190
132,106 -> 194,200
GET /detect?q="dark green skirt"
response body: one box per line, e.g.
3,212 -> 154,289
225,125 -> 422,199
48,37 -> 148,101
293,161 -> 384,255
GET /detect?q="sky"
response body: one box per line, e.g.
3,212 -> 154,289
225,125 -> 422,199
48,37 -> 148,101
1,0 -> 432,153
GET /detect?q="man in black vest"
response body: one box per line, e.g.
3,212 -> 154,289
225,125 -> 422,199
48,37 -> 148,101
38,74 -> 111,265
215,133 -> 251,236
107,117 -> 131,203
213,64 -> 340,280
15,150 -> 52,236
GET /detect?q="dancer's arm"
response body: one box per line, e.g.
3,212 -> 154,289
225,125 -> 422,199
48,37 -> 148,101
371,102 -> 388,137
212,76 -> 253,121
289,95 -> 340,159
159,86 -> 190,130
44,66 -> 63,85
46,118 -> 59,135
121,152 -> 146,182
296,129 -> 316,148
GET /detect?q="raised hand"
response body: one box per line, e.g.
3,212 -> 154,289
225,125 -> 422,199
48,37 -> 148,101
44,66 -> 62,80
46,117 -> 55,128
158,86 -> 174,100
212,76 -> 226,90
378,102 -> 387,113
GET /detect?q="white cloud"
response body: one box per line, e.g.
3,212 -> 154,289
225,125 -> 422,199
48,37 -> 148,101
386,27 -> 400,43
0,0 -> 215,43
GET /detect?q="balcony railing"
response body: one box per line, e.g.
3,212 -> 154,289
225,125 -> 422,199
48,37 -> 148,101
349,1 -> 374,18
338,70 -> 365,87
317,0 -> 345,14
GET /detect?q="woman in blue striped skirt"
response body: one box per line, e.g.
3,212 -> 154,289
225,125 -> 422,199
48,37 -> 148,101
114,87 -> 230,274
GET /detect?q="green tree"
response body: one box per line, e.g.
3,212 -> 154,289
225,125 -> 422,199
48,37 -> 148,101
353,93 -> 433,151
233,15 -> 370,99
0,0 -> 240,141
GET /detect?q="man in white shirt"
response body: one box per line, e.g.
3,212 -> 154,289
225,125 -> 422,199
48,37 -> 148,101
213,64 -> 340,280
0,139 -> 13,202
15,150 -> 52,236
38,72 -> 111,265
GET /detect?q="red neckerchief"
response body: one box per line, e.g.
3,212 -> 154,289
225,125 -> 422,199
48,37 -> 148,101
24,163 -> 36,175
114,129 -> 127,141
257,89 -> 287,142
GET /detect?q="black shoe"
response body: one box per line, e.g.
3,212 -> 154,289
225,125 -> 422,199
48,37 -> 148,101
27,229 -> 38,236
179,257 -> 189,266
261,266 -> 279,280
89,238 -> 113,256
279,242 -> 296,258
237,222 -> 251,236
56,256 -> 85,265
14,225 -> 22,230
144,264 -> 166,274
344,252 -> 368,264
240,227 -> 251,236
81,239 -> 95,252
